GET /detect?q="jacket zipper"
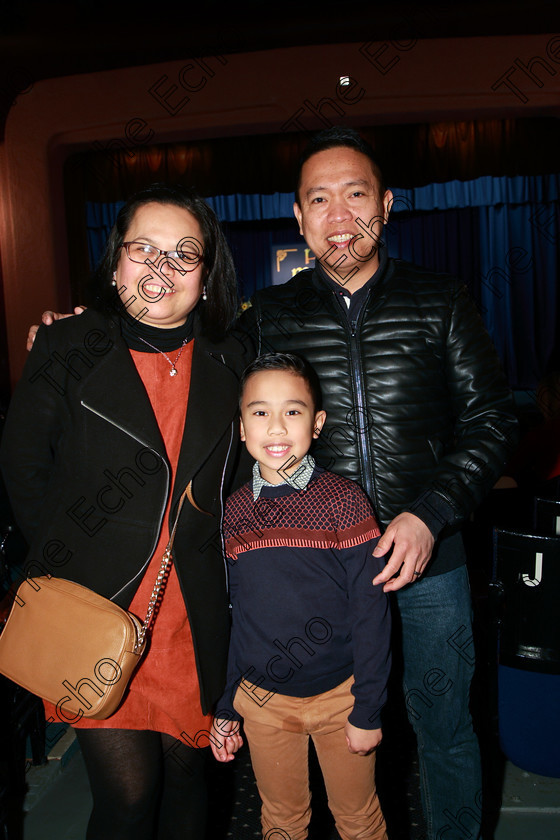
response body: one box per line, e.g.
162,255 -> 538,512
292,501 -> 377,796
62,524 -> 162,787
218,420 -> 235,597
81,400 -> 170,601
347,307 -> 377,504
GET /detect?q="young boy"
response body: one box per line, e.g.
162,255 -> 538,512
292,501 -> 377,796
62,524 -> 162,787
211,352 -> 391,840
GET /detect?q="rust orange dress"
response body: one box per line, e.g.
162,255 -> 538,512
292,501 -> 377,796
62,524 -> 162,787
44,343 -> 213,743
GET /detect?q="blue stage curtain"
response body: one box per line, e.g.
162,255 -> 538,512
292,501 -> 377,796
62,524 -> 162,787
205,193 -> 295,221
476,203 -> 557,389
86,200 -> 124,275
85,174 -> 560,388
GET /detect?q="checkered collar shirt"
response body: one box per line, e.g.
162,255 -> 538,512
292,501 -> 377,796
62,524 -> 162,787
252,454 -> 316,500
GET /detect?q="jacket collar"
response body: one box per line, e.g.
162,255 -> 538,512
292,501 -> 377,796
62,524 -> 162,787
79,313 -> 166,457
172,329 -> 243,505
313,241 -> 390,295
80,311 -> 243,490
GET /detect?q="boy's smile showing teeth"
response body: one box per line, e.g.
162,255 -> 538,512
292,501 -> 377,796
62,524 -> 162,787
240,369 -> 326,485
265,444 -> 291,456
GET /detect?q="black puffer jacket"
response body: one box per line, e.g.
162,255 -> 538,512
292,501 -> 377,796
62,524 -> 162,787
235,258 -> 518,574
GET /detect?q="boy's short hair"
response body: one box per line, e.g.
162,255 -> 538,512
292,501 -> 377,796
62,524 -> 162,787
240,353 -> 323,412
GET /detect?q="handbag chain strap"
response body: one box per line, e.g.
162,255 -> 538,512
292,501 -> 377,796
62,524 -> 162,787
135,487 -> 189,651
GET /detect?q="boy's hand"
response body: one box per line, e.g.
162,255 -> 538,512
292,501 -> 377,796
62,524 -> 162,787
210,717 -> 244,762
345,722 -> 382,755
27,306 -> 87,351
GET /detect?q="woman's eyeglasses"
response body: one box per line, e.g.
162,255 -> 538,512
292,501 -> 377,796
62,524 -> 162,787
122,241 -> 203,270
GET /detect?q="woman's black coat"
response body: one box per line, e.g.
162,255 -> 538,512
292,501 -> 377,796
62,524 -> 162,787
0,308 -> 253,714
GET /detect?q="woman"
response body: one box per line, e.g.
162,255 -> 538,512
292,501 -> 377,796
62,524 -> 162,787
0,184 -> 250,839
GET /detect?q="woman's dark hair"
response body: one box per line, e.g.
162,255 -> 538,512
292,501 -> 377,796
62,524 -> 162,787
239,352 -> 323,412
295,126 -> 386,204
92,183 -> 238,338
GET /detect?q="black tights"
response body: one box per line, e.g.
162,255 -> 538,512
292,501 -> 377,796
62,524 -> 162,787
75,729 -> 208,840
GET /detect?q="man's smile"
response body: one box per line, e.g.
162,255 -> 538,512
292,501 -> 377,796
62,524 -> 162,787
327,233 -> 355,247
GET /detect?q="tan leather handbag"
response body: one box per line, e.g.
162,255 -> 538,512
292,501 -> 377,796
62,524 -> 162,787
0,492 -> 186,721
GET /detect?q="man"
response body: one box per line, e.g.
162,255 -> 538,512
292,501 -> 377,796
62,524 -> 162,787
233,127 -> 518,840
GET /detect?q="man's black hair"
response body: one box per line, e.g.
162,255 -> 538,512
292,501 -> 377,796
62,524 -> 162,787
240,353 -> 323,412
295,126 -> 386,205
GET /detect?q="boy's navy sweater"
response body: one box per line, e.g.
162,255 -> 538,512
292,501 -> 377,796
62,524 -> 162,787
217,467 -> 392,730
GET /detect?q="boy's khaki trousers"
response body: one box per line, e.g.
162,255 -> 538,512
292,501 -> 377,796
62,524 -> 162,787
234,676 -> 387,840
